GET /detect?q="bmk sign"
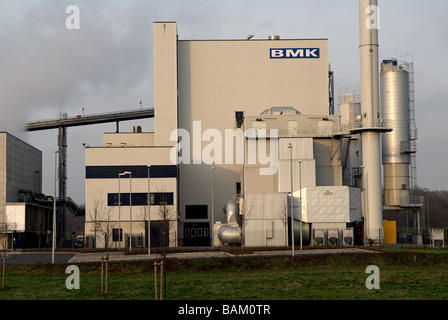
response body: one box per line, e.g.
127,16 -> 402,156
270,48 -> 320,59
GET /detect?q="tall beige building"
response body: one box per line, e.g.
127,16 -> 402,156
154,22 -> 353,246
85,22 -> 363,248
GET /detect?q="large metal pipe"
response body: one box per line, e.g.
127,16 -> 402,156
223,200 -> 238,224
359,0 -> 383,242
217,225 -> 241,245
217,200 -> 241,245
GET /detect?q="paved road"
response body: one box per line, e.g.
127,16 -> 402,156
4,252 -> 76,265
68,247 -> 376,263
2,247 -> 376,265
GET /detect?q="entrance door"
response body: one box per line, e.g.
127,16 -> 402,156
183,222 -> 210,246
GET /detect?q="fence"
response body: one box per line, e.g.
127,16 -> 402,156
396,227 -> 448,248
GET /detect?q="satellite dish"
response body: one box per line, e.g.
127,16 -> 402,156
245,35 -> 254,40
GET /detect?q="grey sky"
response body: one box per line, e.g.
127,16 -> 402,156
1,0 -> 447,205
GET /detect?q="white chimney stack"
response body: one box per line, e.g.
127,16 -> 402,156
359,0 -> 384,244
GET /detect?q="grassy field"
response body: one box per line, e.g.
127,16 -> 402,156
0,248 -> 447,300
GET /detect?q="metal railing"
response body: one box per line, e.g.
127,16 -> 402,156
400,195 -> 424,207
0,222 -> 17,233
27,108 -> 154,125
342,119 -> 393,132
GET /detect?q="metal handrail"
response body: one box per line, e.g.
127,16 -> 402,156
27,108 -> 154,124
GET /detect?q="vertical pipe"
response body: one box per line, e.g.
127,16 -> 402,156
118,175 -> 121,250
289,144 -> 294,256
57,126 -> 67,242
148,166 -> 151,256
211,166 -> 215,250
52,150 -> 58,264
359,0 -> 383,243
407,60 -> 418,189
129,173 -> 132,252
299,160 -> 303,250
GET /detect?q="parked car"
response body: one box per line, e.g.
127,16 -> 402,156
74,235 -> 85,248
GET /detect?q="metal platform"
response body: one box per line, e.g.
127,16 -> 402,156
26,108 -> 154,132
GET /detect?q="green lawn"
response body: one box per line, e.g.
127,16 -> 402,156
1,249 -> 447,300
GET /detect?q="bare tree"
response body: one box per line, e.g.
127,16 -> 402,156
237,197 -> 254,252
0,222 -> 10,289
88,199 -> 102,249
88,198 -> 115,296
154,189 -> 177,300
137,206 -> 150,251
276,201 -> 289,246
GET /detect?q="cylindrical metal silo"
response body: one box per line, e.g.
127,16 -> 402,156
381,59 -> 411,207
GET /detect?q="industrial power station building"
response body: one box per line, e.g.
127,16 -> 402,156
0,132 -> 51,249
0,132 -> 84,249
84,14 -> 420,249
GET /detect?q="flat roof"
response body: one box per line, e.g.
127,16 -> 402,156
178,38 -> 328,42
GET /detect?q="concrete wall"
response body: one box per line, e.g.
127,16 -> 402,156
154,22 -> 178,147
243,193 -> 288,247
173,34 -> 329,232
0,132 -> 42,225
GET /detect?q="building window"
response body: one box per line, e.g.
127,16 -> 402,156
107,192 -> 173,206
185,205 -> 208,219
86,165 -> 177,179
235,111 -> 244,128
113,228 -> 123,242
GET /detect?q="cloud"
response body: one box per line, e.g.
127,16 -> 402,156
0,1 -> 155,135
1,0 -> 448,202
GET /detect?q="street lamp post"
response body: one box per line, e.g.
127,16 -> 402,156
422,188 -> 431,236
211,166 -> 215,250
299,160 -> 303,250
128,172 -> 132,252
118,173 -> 124,250
52,150 -> 58,264
147,165 -> 151,257
288,143 -> 294,257
119,171 -> 132,252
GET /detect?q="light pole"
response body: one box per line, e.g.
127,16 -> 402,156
422,188 -> 431,236
52,150 -> 58,264
211,166 -> 215,250
118,172 -> 125,250
147,165 -> 151,257
288,143 -> 294,257
119,171 -> 132,252
299,160 -> 303,250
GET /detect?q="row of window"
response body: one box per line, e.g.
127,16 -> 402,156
107,192 -> 174,206
184,227 -> 209,238
86,165 -> 177,179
